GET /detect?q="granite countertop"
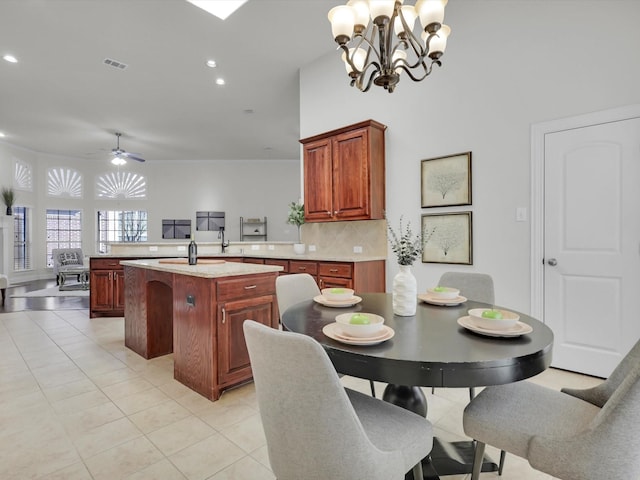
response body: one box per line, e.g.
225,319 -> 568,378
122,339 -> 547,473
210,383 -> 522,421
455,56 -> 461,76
120,258 -> 283,278
94,252 -> 386,262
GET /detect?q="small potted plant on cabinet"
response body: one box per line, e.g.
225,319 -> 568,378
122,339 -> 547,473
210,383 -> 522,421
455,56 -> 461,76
287,200 -> 306,254
2,187 -> 15,216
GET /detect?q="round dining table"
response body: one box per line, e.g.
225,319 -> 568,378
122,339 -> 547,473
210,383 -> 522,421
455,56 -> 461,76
281,292 -> 554,479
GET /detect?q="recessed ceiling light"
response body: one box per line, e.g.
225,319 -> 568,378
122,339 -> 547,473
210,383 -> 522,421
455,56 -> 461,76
215,78 -> 225,86
186,0 -> 248,20
243,109 -> 254,114
3,54 -> 18,63
206,59 -> 217,68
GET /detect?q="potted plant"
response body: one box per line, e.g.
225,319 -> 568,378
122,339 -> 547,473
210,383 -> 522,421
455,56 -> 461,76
287,200 -> 306,254
2,187 -> 15,216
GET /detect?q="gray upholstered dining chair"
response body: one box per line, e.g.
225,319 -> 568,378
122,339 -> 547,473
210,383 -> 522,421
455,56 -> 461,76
275,273 -> 320,320
432,272 -> 496,399
463,339 -> 640,480
438,271 -> 495,306
436,272 -> 495,400
276,273 -> 377,396
243,320 -> 433,480
435,271 -> 506,472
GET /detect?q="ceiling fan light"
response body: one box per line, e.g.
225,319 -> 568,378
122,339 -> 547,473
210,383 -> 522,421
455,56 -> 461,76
111,156 -> 127,166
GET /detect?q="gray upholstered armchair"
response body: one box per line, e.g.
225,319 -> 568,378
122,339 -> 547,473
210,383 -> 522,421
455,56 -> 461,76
463,339 -> 640,479
52,248 -> 86,285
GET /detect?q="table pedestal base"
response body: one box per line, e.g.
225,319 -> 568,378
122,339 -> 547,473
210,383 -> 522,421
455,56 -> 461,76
383,384 -> 499,480
418,439 -> 498,479
382,384 -> 428,417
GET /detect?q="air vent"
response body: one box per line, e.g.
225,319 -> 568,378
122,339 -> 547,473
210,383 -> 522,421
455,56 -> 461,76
103,58 -> 128,70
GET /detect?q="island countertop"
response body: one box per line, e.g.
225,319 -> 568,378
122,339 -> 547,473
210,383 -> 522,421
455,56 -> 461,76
120,258 -> 283,278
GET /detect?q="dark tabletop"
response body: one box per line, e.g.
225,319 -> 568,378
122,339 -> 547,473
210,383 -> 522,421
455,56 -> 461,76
281,293 -> 554,388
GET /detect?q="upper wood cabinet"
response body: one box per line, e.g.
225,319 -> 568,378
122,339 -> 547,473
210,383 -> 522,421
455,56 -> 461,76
300,119 -> 386,222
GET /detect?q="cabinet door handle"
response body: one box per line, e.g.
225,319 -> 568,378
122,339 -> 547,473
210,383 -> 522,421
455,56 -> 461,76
244,285 -> 257,290
222,307 -> 226,324
298,266 -> 306,271
329,269 -> 338,273
326,211 -> 331,216
319,279 -> 324,287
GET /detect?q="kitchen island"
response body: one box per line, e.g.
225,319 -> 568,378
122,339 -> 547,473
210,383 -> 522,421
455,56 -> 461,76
121,258 -> 282,401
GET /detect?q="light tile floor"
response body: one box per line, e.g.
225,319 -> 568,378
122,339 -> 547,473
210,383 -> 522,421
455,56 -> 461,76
1,309 -> 602,480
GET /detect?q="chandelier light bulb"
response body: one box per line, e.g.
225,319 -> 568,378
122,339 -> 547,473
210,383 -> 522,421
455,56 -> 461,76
328,5 -> 356,44
368,0 -> 396,23
342,47 -> 367,74
392,49 -> 407,74
346,0 -> 369,30
415,0 -> 448,32
394,5 -> 417,37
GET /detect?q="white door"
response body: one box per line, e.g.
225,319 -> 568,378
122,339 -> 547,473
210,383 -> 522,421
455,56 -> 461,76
544,118 -> 640,378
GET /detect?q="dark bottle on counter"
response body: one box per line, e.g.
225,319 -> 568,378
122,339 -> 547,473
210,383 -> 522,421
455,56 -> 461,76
188,235 -> 198,265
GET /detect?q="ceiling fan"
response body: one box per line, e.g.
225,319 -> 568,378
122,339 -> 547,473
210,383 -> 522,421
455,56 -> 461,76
110,132 -> 145,164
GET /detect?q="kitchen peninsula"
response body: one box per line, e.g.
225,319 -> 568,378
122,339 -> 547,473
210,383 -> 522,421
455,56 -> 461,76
121,258 -> 282,401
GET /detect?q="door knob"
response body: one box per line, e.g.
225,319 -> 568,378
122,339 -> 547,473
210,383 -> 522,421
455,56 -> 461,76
547,258 -> 558,266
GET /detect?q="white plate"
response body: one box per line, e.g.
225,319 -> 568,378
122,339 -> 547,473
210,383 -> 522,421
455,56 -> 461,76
314,295 -> 363,308
457,316 -> 533,337
323,323 -> 395,345
418,293 -> 467,306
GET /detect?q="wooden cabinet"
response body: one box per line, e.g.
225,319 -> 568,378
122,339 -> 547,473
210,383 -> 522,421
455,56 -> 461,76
265,258 -> 289,274
318,262 -> 353,289
318,260 -> 385,293
218,293 -> 274,388
301,119 -> 386,222
124,262 -> 278,401
90,257 -> 125,318
289,260 -> 318,277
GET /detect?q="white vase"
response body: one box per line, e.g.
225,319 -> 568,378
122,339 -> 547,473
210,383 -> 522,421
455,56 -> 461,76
293,243 -> 306,255
392,265 -> 417,316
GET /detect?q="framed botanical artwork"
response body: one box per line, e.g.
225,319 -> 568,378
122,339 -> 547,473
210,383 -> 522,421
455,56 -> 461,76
421,212 -> 473,264
421,152 -> 472,208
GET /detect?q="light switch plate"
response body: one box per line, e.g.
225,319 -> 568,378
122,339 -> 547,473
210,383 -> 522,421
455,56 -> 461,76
268,245 -> 275,250
353,246 -> 363,253
177,245 -> 186,251
149,246 -> 158,252
308,245 -> 316,252
251,244 -> 260,250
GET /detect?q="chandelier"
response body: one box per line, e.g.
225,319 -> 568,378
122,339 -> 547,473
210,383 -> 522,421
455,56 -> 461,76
328,0 -> 450,93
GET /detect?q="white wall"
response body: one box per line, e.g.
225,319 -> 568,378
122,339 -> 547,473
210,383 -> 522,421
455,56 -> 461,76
299,0 -> 640,312
0,142 -> 300,282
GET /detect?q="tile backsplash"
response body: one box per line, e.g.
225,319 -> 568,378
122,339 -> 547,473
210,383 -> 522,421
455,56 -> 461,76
302,219 -> 387,257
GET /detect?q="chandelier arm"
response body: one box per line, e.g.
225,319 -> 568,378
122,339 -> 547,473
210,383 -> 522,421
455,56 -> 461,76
358,67 -> 379,92
397,59 -> 441,83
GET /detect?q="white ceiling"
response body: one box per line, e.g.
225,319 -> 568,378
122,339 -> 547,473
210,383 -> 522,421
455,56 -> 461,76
0,0 -> 338,162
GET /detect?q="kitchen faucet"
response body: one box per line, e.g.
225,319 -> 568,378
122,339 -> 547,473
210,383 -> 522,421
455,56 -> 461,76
218,227 -> 229,253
